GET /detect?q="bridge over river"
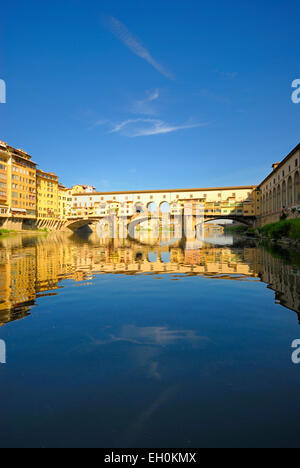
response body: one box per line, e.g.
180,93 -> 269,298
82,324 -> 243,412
59,185 -> 260,232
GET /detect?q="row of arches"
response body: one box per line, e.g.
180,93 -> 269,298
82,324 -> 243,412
136,201 -> 171,214
261,172 -> 300,215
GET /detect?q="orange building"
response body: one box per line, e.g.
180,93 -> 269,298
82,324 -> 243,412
0,140 -> 37,229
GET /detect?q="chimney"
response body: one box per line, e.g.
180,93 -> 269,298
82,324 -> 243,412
272,163 -> 280,170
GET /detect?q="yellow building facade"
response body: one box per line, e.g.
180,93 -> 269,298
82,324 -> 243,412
59,185 -> 72,219
36,169 -> 59,227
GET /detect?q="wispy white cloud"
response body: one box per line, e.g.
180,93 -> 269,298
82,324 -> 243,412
106,16 -> 174,80
91,118 -> 110,129
132,88 -> 160,115
148,89 -> 160,101
106,118 -> 207,137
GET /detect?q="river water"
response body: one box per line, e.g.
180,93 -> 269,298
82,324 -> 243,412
0,231 -> 299,448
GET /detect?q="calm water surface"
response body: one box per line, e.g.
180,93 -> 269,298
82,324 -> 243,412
0,231 -> 300,448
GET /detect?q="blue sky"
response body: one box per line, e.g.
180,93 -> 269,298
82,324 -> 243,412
1,0 -> 299,191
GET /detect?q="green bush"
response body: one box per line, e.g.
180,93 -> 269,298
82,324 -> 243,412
0,229 -> 17,235
260,219 -> 300,240
289,220 -> 300,240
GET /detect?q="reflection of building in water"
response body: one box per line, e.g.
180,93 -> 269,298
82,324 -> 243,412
0,238 -> 36,325
255,248 -> 300,321
204,224 -> 224,236
0,233 -> 299,326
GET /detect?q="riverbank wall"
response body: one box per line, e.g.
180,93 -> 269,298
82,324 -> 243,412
0,217 -> 69,232
256,210 -> 300,228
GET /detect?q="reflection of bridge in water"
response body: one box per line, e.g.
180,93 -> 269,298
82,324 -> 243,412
0,232 -> 299,327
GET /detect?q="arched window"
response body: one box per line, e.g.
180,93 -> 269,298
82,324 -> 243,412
277,185 -> 281,211
282,181 -> 287,207
294,172 -> 300,204
147,202 -> 158,214
159,201 -> 170,214
266,193 -> 269,214
262,194 -> 266,214
287,176 -> 293,206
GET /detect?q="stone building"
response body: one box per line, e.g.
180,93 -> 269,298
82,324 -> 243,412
259,143 -> 300,225
0,140 -> 37,230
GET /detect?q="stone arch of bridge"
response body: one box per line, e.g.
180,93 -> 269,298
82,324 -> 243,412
64,219 -> 95,231
199,216 -> 255,227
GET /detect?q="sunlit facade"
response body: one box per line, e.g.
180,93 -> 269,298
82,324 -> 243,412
59,185 -> 72,219
36,169 -> 59,222
0,140 -> 37,229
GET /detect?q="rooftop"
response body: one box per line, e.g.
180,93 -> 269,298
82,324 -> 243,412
258,142 -> 300,188
72,185 -> 257,197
